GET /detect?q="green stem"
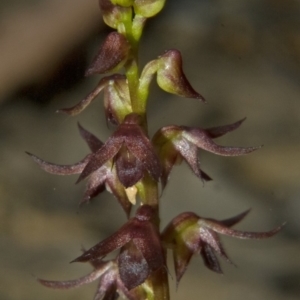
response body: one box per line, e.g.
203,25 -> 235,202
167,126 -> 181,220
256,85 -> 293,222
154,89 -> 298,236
123,13 -> 170,300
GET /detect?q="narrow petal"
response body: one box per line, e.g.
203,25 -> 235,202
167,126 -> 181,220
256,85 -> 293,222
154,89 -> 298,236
94,282 -> 117,300
78,123 -> 104,153
80,168 -> 107,204
219,209 -> 251,227
72,222 -> 133,262
26,152 -> 88,175
125,127 -> 161,182
58,78 -> 107,116
173,241 -> 193,285
77,136 -> 124,183
200,244 -> 222,274
174,139 -> 212,182
183,128 -> 261,156
199,227 -> 233,265
38,265 -> 111,289
202,219 -> 284,239
205,118 -> 246,139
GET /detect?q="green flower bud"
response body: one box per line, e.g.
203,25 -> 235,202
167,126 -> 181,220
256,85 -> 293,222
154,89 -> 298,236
99,0 -> 132,29
134,0 -> 166,18
157,49 -> 205,100
111,0 -> 134,7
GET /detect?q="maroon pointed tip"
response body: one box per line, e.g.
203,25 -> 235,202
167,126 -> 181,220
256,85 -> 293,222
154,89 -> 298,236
70,254 -> 89,263
56,108 -> 71,115
196,93 -> 207,103
220,209 -> 251,227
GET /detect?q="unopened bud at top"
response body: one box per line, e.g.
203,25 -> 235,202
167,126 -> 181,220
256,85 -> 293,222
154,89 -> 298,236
134,0 -> 166,18
85,32 -> 131,76
157,49 -> 205,101
111,0 -> 134,6
99,0 -> 132,29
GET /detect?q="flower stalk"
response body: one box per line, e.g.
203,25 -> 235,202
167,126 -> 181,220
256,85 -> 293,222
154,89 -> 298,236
28,1 -> 283,300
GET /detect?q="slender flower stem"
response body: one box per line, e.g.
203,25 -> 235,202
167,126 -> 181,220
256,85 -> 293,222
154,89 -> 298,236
122,10 -> 170,299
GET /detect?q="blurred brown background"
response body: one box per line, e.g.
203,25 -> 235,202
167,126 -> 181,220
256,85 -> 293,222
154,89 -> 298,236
0,0 -> 299,299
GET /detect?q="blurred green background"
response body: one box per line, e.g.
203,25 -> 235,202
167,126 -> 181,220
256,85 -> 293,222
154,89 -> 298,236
0,0 -> 299,299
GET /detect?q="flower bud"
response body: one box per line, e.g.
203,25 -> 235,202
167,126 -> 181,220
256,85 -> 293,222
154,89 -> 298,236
134,0 -> 166,18
111,0 -> 134,6
85,32 -> 131,76
99,0 -> 132,29
157,49 -> 205,101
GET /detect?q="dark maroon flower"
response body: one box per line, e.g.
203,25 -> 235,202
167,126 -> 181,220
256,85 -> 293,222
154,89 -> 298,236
77,113 -> 161,188
162,210 -> 283,285
73,205 -> 165,290
153,118 -> 260,188
27,123 -> 132,216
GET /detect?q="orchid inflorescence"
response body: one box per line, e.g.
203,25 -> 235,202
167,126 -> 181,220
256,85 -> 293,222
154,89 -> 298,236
28,1 -> 282,299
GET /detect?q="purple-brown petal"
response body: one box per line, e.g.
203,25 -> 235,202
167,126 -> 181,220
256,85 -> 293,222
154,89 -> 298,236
202,219 -> 284,239
78,123 -> 103,153
219,209 -> 251,228
85,32 -> 131,76
77,136 -> 124,183
80,168 -> 107,204
205,118 -> 246,139
38,264 -> 112,289
115,145 -> 144,187
118,241 -> 150,290
58,78 -> 107,116
200,244 -> 222,274
26,152 -> 89,175
199,227 -> 234,265
174,138 -> 212,182
183,128 -> 261,156
73,222 -> 133,263
94,282 -> 117,300
125,129 -> 161,182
